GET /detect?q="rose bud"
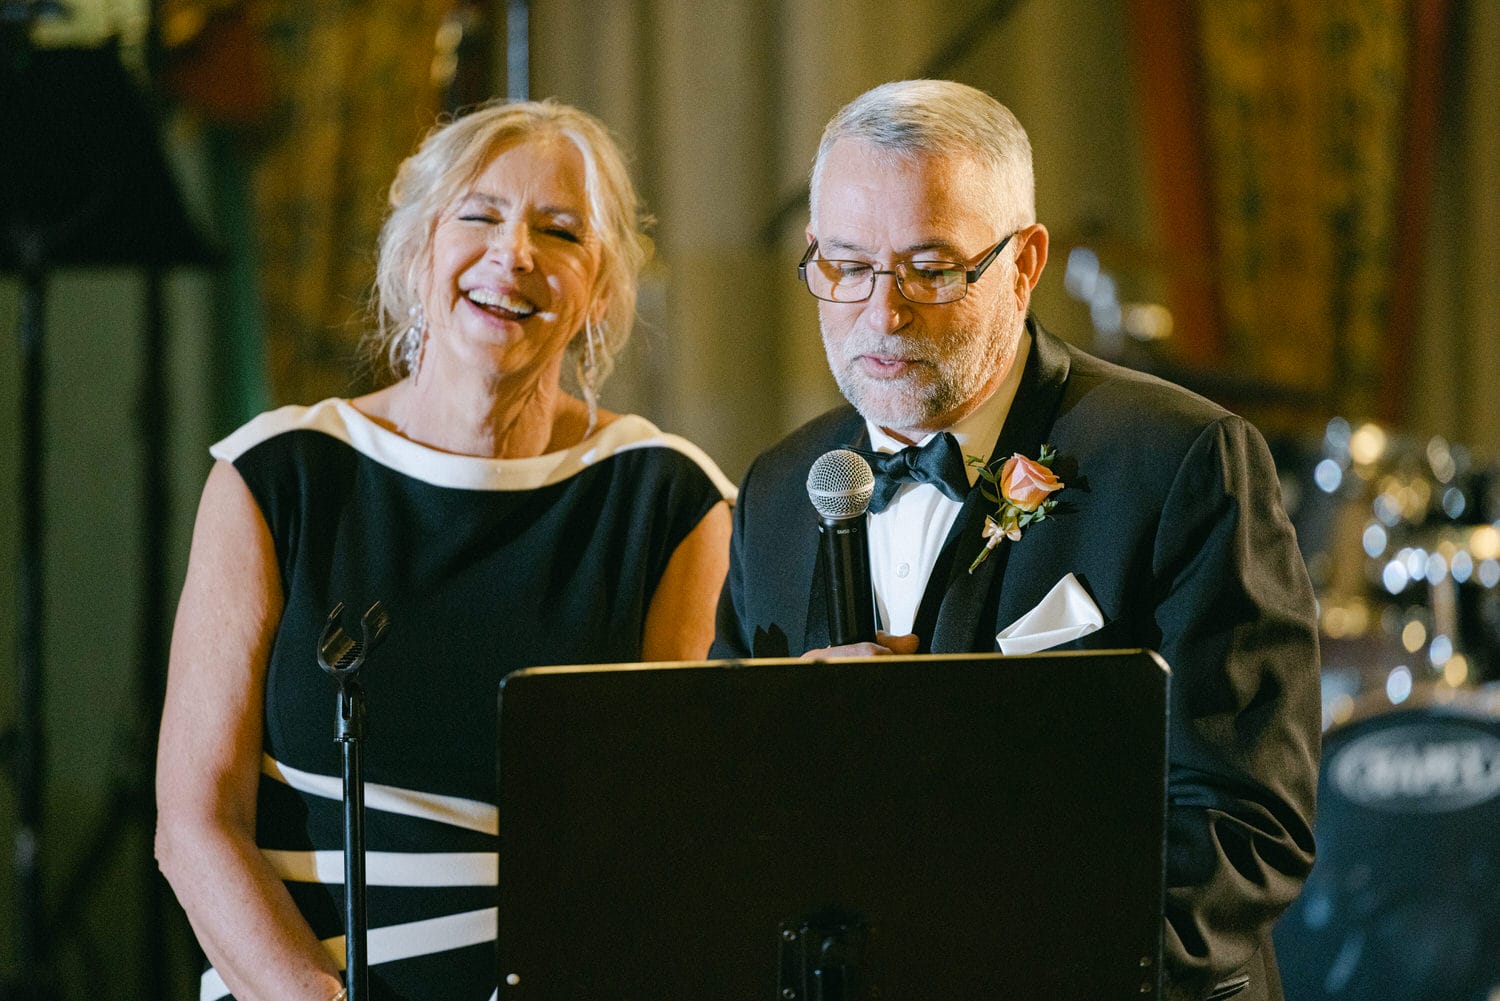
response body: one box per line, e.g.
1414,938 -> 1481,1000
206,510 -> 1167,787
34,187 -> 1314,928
999,453 -> 1064,511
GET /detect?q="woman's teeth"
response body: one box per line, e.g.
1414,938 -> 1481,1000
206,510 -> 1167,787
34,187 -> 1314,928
467,288 -> 537,318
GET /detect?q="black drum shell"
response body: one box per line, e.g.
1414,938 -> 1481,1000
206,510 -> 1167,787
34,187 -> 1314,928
1276,684 -> 1500,1001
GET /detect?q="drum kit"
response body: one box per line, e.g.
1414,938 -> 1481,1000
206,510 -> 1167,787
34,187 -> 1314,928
1274,418 -> 1500,1001
1053,238 -> 1500,997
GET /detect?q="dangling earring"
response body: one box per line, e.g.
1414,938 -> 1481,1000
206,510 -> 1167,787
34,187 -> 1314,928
576,318 -> 602,438
401,304 -> 427,385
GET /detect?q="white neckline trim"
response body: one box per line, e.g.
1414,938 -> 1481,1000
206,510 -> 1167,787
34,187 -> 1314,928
212,398 -> 737,498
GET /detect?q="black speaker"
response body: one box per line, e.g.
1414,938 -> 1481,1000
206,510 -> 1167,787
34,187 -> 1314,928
1275,685 -> 1500,1000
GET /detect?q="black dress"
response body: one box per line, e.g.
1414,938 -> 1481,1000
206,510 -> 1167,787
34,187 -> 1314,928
198,399 -> 734,1001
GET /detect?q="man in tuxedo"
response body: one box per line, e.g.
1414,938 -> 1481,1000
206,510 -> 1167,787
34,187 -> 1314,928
711,80 -> 1320,1001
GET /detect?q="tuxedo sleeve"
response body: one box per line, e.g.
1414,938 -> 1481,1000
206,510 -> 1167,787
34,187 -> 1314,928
1151,415 -> 1321,1001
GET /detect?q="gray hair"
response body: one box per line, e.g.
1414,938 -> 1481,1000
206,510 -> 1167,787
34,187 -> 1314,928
369,98 -> 651,388
809,80 -> 1035,235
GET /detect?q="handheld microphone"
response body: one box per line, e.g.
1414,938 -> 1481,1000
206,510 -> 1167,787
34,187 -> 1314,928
806,449 -> 877,646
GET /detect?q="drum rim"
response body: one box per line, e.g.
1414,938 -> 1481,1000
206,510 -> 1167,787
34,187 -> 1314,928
1329,679 -> 1500,733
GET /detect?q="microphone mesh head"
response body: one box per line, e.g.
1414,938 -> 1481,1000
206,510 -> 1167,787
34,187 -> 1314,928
807,449 -> 875,519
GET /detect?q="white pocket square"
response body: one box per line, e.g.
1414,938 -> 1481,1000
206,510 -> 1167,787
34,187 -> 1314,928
995,573 -> 1105,655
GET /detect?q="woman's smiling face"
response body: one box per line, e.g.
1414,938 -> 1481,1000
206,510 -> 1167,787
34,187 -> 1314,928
423,136 -> 603,388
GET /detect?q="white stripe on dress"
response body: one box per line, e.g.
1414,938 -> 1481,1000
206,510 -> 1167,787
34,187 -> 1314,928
262,848 -> 497,887
199,906 -> 498,1000
261,754 -> 498,836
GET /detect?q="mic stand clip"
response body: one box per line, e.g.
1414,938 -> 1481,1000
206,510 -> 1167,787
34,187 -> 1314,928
777,909 -> 872,1001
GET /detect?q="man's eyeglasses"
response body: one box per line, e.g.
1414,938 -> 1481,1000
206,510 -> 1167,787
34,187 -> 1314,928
797,233 -> 1015,305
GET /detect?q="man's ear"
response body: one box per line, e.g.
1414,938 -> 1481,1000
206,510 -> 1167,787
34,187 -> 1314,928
1012,223 -> 1049,307
805,228 -> 816,247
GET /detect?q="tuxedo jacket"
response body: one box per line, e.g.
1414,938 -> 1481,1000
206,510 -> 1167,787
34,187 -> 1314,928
711,320 -> 1321,1001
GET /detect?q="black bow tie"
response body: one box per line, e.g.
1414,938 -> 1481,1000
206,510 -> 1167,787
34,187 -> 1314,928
854,432 -> 972,514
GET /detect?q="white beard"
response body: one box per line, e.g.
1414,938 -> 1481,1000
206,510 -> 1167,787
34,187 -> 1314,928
822,313 -> 1021,432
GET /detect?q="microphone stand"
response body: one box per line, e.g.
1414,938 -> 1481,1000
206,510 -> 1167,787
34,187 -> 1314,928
317,602 -> 391,1001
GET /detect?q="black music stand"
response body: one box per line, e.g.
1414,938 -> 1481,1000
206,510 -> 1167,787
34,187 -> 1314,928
2,23 -> 216,1001
496,650 -> 1169,1000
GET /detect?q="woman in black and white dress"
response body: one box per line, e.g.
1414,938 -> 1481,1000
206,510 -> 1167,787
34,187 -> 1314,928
155,98 -> 734,1001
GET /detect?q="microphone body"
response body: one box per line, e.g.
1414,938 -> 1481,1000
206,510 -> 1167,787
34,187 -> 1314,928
807,450 -> 877,647
817,516 -> 875,646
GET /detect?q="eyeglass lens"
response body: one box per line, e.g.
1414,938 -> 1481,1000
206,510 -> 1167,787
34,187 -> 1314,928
806,259 -> 968,303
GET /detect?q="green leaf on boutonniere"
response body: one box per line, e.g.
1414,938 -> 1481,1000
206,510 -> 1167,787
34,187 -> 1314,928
964,444 -> 1065,573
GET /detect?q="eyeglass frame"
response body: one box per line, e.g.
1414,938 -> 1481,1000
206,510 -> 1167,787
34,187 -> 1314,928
796,232 -> 1016,304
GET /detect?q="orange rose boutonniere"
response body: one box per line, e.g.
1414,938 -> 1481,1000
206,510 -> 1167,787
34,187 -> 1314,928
966,444 -> 1064,573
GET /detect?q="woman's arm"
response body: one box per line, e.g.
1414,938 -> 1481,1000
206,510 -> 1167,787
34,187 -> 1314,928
155,460 -> 345,1001
641,500 -> 732,661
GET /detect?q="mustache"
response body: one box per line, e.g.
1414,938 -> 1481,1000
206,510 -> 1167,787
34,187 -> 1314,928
835,335 -> 930,362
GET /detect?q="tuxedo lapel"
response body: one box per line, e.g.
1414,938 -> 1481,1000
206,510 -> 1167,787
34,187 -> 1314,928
928,322 -> 1073,653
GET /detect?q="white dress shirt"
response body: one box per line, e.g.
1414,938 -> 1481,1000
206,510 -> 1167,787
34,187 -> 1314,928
866,331 -> 1031,636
